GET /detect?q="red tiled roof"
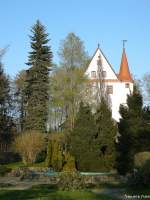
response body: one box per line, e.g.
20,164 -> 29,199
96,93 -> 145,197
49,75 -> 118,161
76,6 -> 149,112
118,48 -> 133,82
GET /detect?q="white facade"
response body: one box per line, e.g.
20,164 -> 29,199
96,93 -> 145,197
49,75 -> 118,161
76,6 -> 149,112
85,48 -> 134,122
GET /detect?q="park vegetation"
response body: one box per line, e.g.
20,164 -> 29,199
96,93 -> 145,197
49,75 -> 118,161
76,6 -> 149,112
0,20 -> 150,185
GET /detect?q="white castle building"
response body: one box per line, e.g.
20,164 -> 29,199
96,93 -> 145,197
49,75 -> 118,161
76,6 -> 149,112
85,45 -> 134,122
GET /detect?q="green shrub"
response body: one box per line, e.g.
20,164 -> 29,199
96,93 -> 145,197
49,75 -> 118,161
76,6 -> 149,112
58,171 -> 85,191
0,165 -> 11,176
63,152 -> 76,172
45,138 -> 63,171
134,151 -> 150,168
138,160 -> 150,187
50,140 -> 63,171
13,131 -> 46,164
128,160 -> 150,188
46,133 -> 76,172
52,141 -> 63,171
45,140 -> 52,167
36,150 -> 47,163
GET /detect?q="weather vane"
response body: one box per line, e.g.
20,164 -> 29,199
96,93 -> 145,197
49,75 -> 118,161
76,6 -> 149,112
122,40 -> 127,48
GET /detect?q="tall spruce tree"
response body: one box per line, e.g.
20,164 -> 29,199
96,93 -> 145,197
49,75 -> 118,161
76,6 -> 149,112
94,98 -> 117,171
25,20 -> 52,132
116,86 -> 146,175
70,102 -> 100,171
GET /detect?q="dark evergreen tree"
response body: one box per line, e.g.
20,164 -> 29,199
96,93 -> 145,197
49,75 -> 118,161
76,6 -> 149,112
116,86 -> 149,175
70,102 -> 100,171
0,63 -> 10,117
24,20 -> 53,132
94,97 -> 117,171
139,106 -> 150,151
0,59 -> 14,152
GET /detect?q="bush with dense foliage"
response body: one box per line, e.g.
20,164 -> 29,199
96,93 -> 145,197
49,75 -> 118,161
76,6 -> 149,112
94,98 -> 117,171
51,140 -> 63,171
58,171 -> 85,191
116,86 -> 150,175
62,152 -> 76,172
70,100 -> 117,172
46,137 -> 63,171
13,131 -> 46,164
0,165 -> 11,176
45,139 -> 52,167
138,160 -> 150,187
134,151 -> 150,168
46,133 -> 76,172
70,102 -> 100,171
36,150 -> 47,163
128,160 -> 150,188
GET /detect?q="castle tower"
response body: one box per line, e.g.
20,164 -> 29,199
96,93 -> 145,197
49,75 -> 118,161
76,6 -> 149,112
118,47 -> 133,82
85,44 -> 134,122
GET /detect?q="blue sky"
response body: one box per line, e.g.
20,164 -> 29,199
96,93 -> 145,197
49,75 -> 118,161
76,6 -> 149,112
0,0 -> 150,79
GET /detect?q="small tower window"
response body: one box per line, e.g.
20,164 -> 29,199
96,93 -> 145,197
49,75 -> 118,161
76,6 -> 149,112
91,71 -> 96,78
102,71 -> 106,77
125,83 -> 129,88
107,85 -> 113,94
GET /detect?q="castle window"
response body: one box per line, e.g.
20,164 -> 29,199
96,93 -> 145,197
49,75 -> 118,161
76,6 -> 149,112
125,83 -> 129,88
91,71 -> 96,78
102,71 -> 106,77
107,85 -> 113,94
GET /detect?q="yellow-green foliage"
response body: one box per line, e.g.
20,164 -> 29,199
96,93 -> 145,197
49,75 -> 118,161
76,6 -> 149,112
58,171 -> 85,191
63,152 -> 76,172
51,140 -> 63,171
46,133 -> 63,171
46,133 -> 76,172
13,131 -> 46,164
45,141 -> 52,167
134,151 -> 150,168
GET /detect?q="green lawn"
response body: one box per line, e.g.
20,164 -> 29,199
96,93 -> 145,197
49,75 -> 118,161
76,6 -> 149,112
0,184 -> 119,200
3,162 -> 46,169
3,162 -> 25,169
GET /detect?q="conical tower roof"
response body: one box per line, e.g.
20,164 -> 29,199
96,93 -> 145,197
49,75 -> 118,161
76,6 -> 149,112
118,48 -> 133,82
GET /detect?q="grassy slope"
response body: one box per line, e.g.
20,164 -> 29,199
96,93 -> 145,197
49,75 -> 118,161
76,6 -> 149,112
0,185 -> 119,200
